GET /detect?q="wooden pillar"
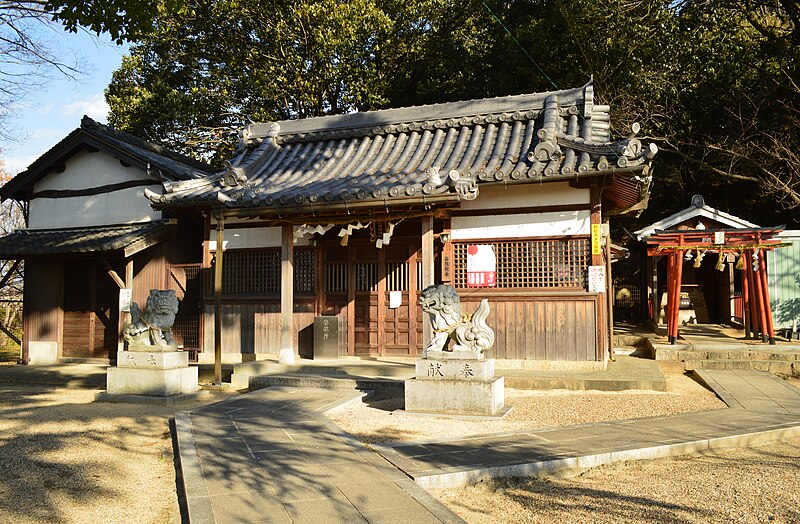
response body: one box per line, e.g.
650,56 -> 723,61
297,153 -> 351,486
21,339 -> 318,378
745,251 -> 759,338
604,226 -> 614,360
117,259 -> 134,351
749,250 -> 768,343
589,184 -> 606,357
672,252 -> 684,344
421,215 -> 435,348
377,246 -> 386,357
280,224 -> 295,362
408,244 -> 419,353
347,245 -> 356,356
213,214 -> 224,384
665,254 -> 674,342
742,255 -> 752,338
758,249 -> 776,344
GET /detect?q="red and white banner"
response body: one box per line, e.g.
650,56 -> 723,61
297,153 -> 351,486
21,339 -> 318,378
466,244 -> 496,287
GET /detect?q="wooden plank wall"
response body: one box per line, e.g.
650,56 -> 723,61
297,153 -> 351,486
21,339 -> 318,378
22,258 -> 64,359
132,245 -> 167,306
460,293 -> 599,361
202,302 -> 315,358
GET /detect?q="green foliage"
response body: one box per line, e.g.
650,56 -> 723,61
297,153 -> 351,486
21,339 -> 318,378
43,0 -> 183,43
105,0 -> 800,221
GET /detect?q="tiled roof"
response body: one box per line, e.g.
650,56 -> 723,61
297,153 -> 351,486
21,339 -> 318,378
152,82 -> 657,212
79,117 -> 212,181
1,117 -> 213,202
0,221 -> 175,258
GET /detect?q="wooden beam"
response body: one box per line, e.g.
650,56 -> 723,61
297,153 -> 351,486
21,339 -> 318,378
280,224 -> 295,362
421,215 -> 435,348
100,257 -> 125,289
213,214 -> 225,384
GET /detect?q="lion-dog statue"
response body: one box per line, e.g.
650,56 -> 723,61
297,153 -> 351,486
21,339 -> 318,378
419,284 -> 494,354
123,289 -> 180,347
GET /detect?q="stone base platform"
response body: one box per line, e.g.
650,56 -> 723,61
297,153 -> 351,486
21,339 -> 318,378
107,365 -> 199,396
405,375 -> 505,416
95,389 -> 210,406
106,344 -> 199,397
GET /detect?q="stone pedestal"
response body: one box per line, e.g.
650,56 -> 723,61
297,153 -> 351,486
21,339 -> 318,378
107,344 -> 198,397
405,350 -> 504,416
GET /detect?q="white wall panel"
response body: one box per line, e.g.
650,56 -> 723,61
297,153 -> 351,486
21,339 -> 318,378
451,210 -> 591,240
461,181 -> 589,211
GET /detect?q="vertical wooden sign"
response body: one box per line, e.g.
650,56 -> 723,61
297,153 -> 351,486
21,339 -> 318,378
441,238 -> 454,284
591,223 -> 602,256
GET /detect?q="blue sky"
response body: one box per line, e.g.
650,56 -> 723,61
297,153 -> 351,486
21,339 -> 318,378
1,29 -> 128,174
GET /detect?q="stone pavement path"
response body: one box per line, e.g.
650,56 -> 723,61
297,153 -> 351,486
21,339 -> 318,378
175,387 -> 464,524
376,370 -> 800,489
177,370 -> 800,522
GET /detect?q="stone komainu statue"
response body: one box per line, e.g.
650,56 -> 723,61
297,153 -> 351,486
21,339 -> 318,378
123,290 -> 180,346
419,284 -> 495,354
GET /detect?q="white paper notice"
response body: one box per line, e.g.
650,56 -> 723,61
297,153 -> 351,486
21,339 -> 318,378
466,244 -> 497,287
588,266 -> 606,293
389,290 -> 402,309
119,289 -> 132,312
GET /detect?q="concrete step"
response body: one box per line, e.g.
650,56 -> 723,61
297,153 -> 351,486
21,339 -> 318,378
503,375 -> 666,392
246,373 -> 405,394
683,359 -> 799,377
613,334 -> 649,348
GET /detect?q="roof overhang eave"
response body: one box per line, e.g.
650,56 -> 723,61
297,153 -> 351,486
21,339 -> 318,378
151,193 -> 463,218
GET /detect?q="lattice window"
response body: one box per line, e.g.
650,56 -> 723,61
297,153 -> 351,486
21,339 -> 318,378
220,250 -> 280,294
386,262 -> 409,291
326,263 -> 348,293
356,263 -> 378,292
453,238 -> 590,289
294,249 -> 315,293
214,248 -> 315,295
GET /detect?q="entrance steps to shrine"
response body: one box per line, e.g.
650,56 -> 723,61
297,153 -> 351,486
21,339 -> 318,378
649,342 -> 800,378
246,373 -> 406,394
230,357 -> 416,390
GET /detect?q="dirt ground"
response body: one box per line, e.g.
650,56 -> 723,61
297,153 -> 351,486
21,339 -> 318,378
0,373 -> 796,523
326,373 -> 726,444
434,438 -> 800,523
0,385 -> 232,524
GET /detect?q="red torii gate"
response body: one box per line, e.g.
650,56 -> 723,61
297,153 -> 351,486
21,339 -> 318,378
646,227 -> 788,345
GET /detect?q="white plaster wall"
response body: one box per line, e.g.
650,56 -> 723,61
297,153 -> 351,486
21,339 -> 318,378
29,186 -> 162,229
209,226 -> 310,250
28,149 -> 162,229
451,210 -> 591,240
33,149 -> 148,191
462,181 -> 590,211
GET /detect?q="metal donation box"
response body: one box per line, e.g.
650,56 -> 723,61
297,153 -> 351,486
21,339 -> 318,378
313,316 -> 347,359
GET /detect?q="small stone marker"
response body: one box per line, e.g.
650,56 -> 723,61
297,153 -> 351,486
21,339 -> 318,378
405,285 -> 505,416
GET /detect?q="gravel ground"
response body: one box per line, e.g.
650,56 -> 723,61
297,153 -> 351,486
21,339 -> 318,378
434,438 -> 800,523
326,373 -> 726,444
0,385 -> 233,524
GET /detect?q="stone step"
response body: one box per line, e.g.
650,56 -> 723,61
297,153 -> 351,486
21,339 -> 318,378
245,373 -> 406,394
682,359 -> 799,378
612,334 -> 649,348
232,360 -> 415,379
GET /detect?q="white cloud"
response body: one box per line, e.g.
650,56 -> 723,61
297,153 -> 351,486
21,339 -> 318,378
61,93 -> 109,122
